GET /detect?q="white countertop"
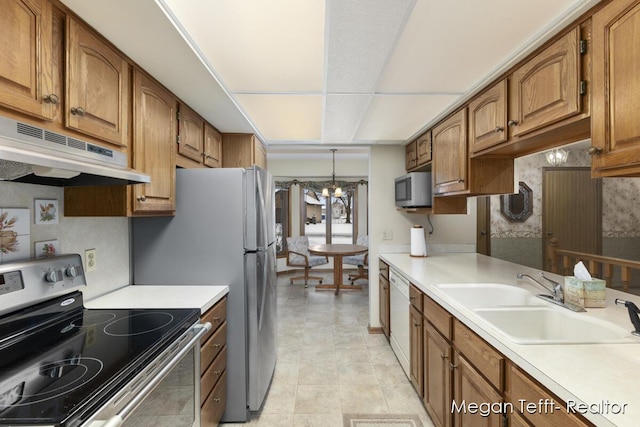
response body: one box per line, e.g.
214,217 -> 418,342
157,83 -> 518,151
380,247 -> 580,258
380,252 -> 640,427
85,285 -> 229,314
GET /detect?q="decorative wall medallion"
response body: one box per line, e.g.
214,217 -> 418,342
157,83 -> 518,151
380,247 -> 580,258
500,182 -> 533,222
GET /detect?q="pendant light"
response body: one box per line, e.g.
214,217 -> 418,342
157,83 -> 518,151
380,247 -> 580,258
322,149 -> 343,198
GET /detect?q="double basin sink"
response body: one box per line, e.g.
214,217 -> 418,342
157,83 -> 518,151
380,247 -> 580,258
435,283 -> 636,345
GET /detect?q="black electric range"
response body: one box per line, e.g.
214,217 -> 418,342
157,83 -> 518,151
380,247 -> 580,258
0,255 -> 201,427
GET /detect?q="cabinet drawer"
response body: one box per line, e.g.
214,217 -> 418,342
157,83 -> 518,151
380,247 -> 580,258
453,319 -> 504,391
506,363 -> 593,427
409,285 -> 423,312
379,260 -> 389,280
201,321 -> 226,374
201,346 -> 226,405
201,298 -> 227,343
423,296 -> 452,340
201,370 -> 227,427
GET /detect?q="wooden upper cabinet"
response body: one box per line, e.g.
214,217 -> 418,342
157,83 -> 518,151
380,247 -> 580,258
469,80 -> 507,153
66,16 -> 129,147
405,140 -> 418,171
132,70 -> 176,214
417,132 -> 432,166
432,109 -> 467,195
204,122 -> 222,168
508,27 -> 582,137
222,133 -> 267,169
177,103 -> 204,164
591,0 -> 640,176
0,0 -> 56,120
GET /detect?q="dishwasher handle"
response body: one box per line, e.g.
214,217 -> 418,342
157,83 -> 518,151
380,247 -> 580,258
100,322 -> 212,427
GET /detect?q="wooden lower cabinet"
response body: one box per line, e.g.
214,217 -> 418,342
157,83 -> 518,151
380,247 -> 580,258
423,322 -> 452,427
506,362 -> 593,427
409,305 -> 423,396
410,291 -> 593,427
200,297 -> 227,427
452,353 -> 503,427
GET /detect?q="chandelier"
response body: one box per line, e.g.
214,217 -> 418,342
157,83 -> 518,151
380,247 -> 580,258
545,147 -> 569,166
322,149 -> 343,198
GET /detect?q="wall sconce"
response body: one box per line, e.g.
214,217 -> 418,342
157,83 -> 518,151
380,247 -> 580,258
545,148 -> 569,166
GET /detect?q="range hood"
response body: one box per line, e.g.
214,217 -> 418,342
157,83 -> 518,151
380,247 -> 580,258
0,116 -> 150,187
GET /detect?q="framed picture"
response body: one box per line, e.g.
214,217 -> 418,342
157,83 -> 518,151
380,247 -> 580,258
35,199 -> 59,224
35,240 -> 60,258
0,208 -> 30,262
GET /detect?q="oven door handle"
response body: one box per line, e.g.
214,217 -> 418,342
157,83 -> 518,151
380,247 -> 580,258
101,322 -> 212,427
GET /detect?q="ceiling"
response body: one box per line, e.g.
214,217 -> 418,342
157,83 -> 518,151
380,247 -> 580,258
61,0 -> 600,156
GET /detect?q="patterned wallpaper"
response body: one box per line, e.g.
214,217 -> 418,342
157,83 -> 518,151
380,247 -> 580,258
490,140 -> 640,238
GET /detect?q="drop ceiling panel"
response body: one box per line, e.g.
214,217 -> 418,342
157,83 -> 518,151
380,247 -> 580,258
235,94 -> 323,140
163,0 -> 325,92
378,0 -> 584,93
323,95 -> 372,142
326,0 -> 414,93
355,95 -> 460,141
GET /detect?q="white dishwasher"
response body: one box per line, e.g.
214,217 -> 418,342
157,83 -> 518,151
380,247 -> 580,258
389,268 -> 410,378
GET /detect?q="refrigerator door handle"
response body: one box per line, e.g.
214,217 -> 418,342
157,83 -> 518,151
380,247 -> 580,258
256,170 -> 270,250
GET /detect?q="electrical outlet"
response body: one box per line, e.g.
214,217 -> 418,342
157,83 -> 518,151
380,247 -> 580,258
382,229 -> 393,240
85,249 -> 97,272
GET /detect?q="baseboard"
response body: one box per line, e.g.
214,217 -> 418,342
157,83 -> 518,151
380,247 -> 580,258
367,326 -> 384,334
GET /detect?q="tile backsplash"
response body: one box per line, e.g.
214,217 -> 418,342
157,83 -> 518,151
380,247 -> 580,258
0,181 -> 130,299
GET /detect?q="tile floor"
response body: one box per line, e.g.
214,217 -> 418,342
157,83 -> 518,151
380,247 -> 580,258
221,272 -> 434,427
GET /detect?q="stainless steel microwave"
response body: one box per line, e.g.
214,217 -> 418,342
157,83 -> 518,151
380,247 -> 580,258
395,172 -> 432,208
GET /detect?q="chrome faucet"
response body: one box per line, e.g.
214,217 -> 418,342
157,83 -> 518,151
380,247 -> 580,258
516,272 -> 586,312
517,272 -> 564,302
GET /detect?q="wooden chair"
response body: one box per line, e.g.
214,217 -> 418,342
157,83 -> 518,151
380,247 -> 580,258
547,238 -> 640,292
344,235 -> 369,284
286,236 -> 328,288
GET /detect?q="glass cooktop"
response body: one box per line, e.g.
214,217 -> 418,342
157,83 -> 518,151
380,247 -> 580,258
0,291 -> 199,426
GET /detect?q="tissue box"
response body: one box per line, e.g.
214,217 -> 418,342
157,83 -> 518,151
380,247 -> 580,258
563,276 -> 607,308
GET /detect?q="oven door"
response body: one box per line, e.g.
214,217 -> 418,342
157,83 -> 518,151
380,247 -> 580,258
84,322 -> 211,427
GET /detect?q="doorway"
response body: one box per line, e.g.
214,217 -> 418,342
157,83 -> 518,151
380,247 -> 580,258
541,167 -> 602,271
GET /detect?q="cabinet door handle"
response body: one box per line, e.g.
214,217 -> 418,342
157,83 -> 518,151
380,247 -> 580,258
440,353 -> 448,360
457,179 -> 464,183
413,322 -> 420,327
507,119 -> 519,127
213,370 -> 222,375
213,397 -> 221,403
449,362 -> 458,370
137,195 -> 146,202
494,126 -> 504,133
212,343 -> 222,349
44,94 -> 60,105
588,147 -> 603,156
212,316 -> 221,321
70,107 -> 86,116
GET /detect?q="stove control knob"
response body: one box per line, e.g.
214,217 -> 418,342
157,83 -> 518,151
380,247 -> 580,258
65,265 -> 79,278
45,269 -> 63,283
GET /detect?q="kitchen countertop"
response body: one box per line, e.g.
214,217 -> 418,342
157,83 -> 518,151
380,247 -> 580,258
84,284 -> 229,314
380,252 -> 640,427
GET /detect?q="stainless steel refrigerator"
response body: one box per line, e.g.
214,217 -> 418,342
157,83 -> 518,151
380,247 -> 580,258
131,166 -> 277,423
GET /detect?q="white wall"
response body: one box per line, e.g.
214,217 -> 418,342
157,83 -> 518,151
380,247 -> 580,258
368,145 -> 477,328
268,154 -> 368,179
0,181 -> 130,300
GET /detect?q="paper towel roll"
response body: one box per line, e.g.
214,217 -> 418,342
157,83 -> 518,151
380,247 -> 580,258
410,225 -> 427,257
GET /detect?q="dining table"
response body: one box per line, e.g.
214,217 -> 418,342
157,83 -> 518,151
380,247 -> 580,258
308,243 -> 368,294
